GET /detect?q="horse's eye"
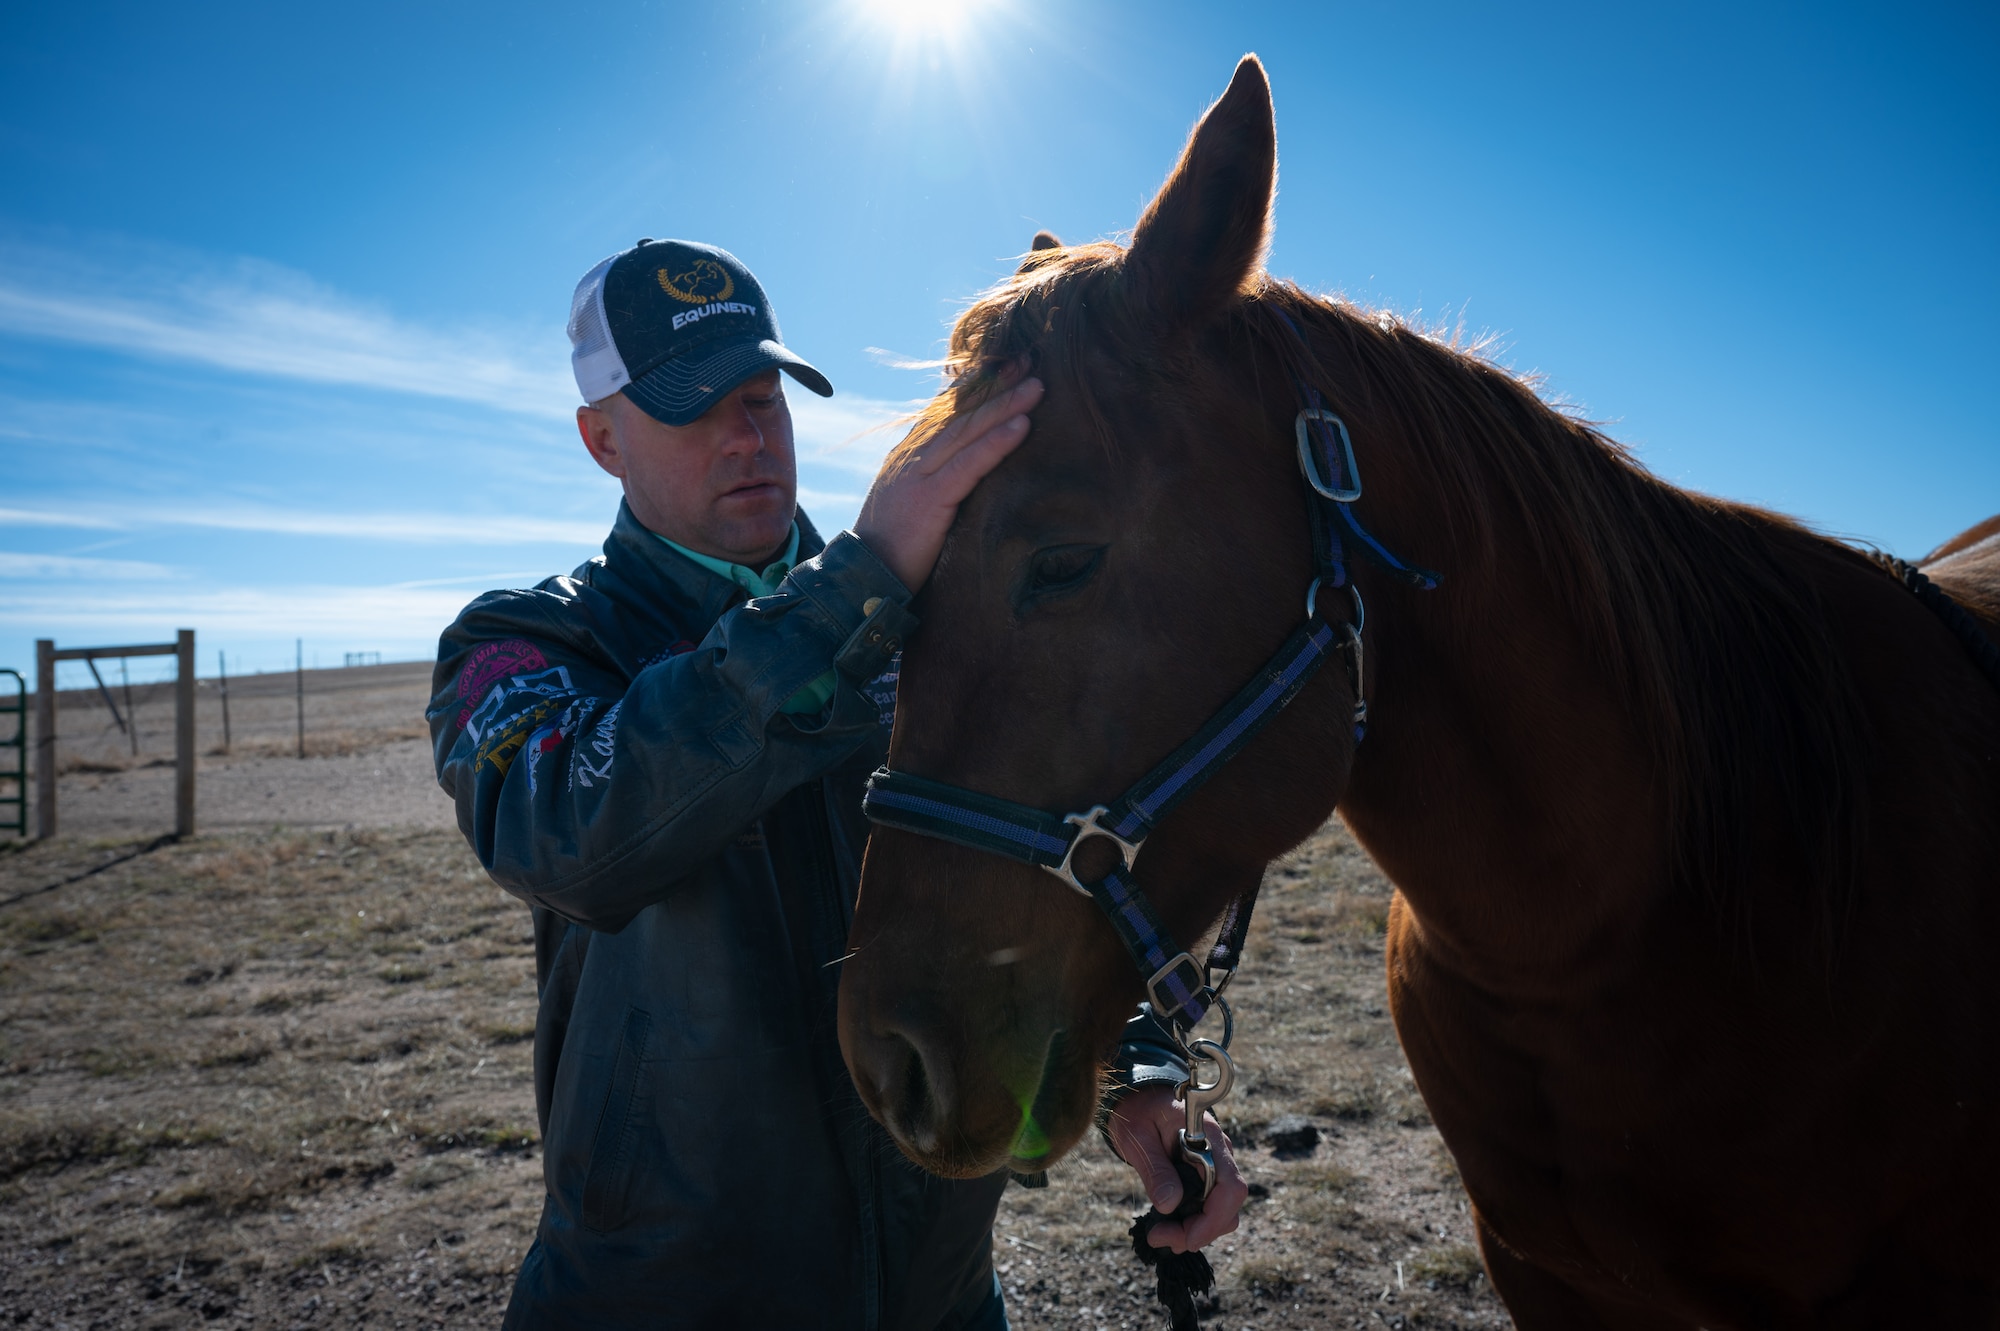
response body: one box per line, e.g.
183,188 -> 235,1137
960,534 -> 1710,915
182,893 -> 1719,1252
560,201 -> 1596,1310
1025,544 -> 1105,600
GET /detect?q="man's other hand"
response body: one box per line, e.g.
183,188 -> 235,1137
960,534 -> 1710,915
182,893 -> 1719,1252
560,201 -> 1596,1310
854,369 -> 1044,592
1105,1084 -> 1250,1253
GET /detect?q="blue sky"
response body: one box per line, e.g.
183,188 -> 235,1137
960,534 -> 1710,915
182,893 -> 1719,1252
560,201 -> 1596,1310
1,0 -> 1994,685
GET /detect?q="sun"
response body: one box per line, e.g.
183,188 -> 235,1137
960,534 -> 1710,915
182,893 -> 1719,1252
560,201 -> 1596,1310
855,0 -> 993,43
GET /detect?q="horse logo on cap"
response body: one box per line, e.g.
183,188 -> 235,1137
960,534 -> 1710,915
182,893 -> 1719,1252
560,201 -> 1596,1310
657,259 -> 735,305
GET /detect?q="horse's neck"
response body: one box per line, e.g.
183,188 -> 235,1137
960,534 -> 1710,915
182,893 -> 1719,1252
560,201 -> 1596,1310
1333,463 -> 1672,997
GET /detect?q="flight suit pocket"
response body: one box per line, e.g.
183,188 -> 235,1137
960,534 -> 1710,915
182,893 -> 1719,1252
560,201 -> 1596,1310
580,1007 -> 652,1233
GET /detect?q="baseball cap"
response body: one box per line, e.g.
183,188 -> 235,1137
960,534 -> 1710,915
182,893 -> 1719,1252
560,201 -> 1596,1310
566,239 -> 833,426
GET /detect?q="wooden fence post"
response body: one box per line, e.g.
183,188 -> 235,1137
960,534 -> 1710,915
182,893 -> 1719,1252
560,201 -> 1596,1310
175,629 -> 195,838
33,639 -> 55,840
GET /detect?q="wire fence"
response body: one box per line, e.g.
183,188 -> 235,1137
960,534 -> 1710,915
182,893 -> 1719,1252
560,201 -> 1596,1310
5,643 -> 437,841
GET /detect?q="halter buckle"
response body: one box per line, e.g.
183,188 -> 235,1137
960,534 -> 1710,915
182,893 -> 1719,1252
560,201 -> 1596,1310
1046,805 -> 1142,899
1146,951 -> 1208,1027
1296,408 -> 1363,503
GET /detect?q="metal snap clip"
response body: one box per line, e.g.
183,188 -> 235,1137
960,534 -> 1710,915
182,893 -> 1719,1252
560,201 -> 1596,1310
1175,1038 -> 1237,1201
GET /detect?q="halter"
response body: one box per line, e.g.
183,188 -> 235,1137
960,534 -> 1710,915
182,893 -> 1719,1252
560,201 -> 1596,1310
862,314 -> 1439,1189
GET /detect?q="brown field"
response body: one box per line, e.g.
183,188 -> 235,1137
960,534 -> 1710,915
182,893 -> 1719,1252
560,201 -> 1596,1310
40,660 -> 436,775
28,662 -> 455,839
1,675 -> 1510,1329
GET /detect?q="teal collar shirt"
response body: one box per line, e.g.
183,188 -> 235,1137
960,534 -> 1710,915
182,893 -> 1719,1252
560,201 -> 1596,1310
657,524 -> 837,715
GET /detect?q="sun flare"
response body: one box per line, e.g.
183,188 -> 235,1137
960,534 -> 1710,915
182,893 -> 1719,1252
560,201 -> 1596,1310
856,0 -> 993,43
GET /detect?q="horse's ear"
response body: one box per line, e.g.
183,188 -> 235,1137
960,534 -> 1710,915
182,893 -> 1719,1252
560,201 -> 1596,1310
1017,231 -> 1063,274
1126,54 -> 1275,323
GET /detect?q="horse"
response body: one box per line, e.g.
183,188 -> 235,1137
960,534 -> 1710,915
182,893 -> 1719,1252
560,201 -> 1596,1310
836,54 -> 2000,1328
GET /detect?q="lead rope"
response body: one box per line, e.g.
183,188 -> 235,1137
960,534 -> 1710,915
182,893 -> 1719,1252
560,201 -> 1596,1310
1125,894 -> 1254,1331
1128,1157 -> 1219,1331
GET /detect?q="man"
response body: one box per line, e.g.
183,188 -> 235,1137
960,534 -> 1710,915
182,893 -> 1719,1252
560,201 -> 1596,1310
430,239 -> 1246,1329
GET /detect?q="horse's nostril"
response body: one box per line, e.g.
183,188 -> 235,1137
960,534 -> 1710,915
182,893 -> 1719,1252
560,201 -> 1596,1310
896,1036 -> 932,1137
848,1021 -> 952,1156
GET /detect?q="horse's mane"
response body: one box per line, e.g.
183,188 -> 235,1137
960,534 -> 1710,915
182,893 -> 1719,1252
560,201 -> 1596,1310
894,249 -> 1872,956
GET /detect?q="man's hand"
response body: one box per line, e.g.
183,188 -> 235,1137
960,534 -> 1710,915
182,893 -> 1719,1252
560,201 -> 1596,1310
1106,1084 -> 1250,1253
853,370 -> 1044,592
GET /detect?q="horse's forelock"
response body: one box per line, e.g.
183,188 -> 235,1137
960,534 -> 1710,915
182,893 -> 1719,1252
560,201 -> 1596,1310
881,246 -> 1138,477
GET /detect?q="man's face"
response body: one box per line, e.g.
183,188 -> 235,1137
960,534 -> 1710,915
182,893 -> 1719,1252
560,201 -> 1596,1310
577,370 -> 798,564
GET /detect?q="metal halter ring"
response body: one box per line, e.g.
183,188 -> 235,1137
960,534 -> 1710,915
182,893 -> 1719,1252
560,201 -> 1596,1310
1295,408 -> 1363,503
1044,805 -> 1142,898
1305,577 -> 1366,632
1209,990 -> 1235,1050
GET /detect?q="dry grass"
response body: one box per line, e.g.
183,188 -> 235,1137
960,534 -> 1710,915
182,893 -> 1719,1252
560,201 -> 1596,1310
0,814 -> 1512,1329
0,826 -> 541,1327
230,723 -> 431,761
1411,1243 -> 1490,1292
37,658 -> 434,775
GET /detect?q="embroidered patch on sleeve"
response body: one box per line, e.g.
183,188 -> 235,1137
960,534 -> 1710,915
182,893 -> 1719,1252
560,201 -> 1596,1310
453,639 -> 549,728
570,699 -> 622,790
474,701 -> 559,776
464,665 -> 579,777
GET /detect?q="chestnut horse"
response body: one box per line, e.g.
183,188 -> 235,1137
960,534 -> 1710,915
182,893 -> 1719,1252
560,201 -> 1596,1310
837,55 -> 2000,1328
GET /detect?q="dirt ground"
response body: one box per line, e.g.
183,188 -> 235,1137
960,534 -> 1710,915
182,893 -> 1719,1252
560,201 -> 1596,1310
0,828 -> 540,1329
26,661 -> 455,838
2,684 -> 1511,1329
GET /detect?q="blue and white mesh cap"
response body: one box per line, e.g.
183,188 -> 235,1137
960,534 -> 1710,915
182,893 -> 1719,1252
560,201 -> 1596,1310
566,238 -> 832,426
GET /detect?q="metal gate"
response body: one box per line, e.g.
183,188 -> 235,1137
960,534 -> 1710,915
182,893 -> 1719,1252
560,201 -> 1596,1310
0,668 -> 24,837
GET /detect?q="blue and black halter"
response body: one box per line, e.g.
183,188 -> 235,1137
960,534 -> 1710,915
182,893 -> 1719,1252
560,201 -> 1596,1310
863,318 -> 1440,1045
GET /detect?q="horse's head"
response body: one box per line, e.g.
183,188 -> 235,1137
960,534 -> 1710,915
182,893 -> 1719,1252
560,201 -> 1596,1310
837,56 -> 1360,1177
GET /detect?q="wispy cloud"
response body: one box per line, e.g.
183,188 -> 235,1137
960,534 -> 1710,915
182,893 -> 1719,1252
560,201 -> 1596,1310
0,571 -> 588,674
0,551 -> 176,579
0,580 -> 476,642
168,508 -> 609,545
0,495 -> 896,547
0,503 -> 608,546
0,507 -> 121,530
791,390 -> 919,476
0,239 -> 576,419
0,237 -> 932,449
796,487 -> 866,513
0,236 -> 928,675
0,387 -> 916,546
